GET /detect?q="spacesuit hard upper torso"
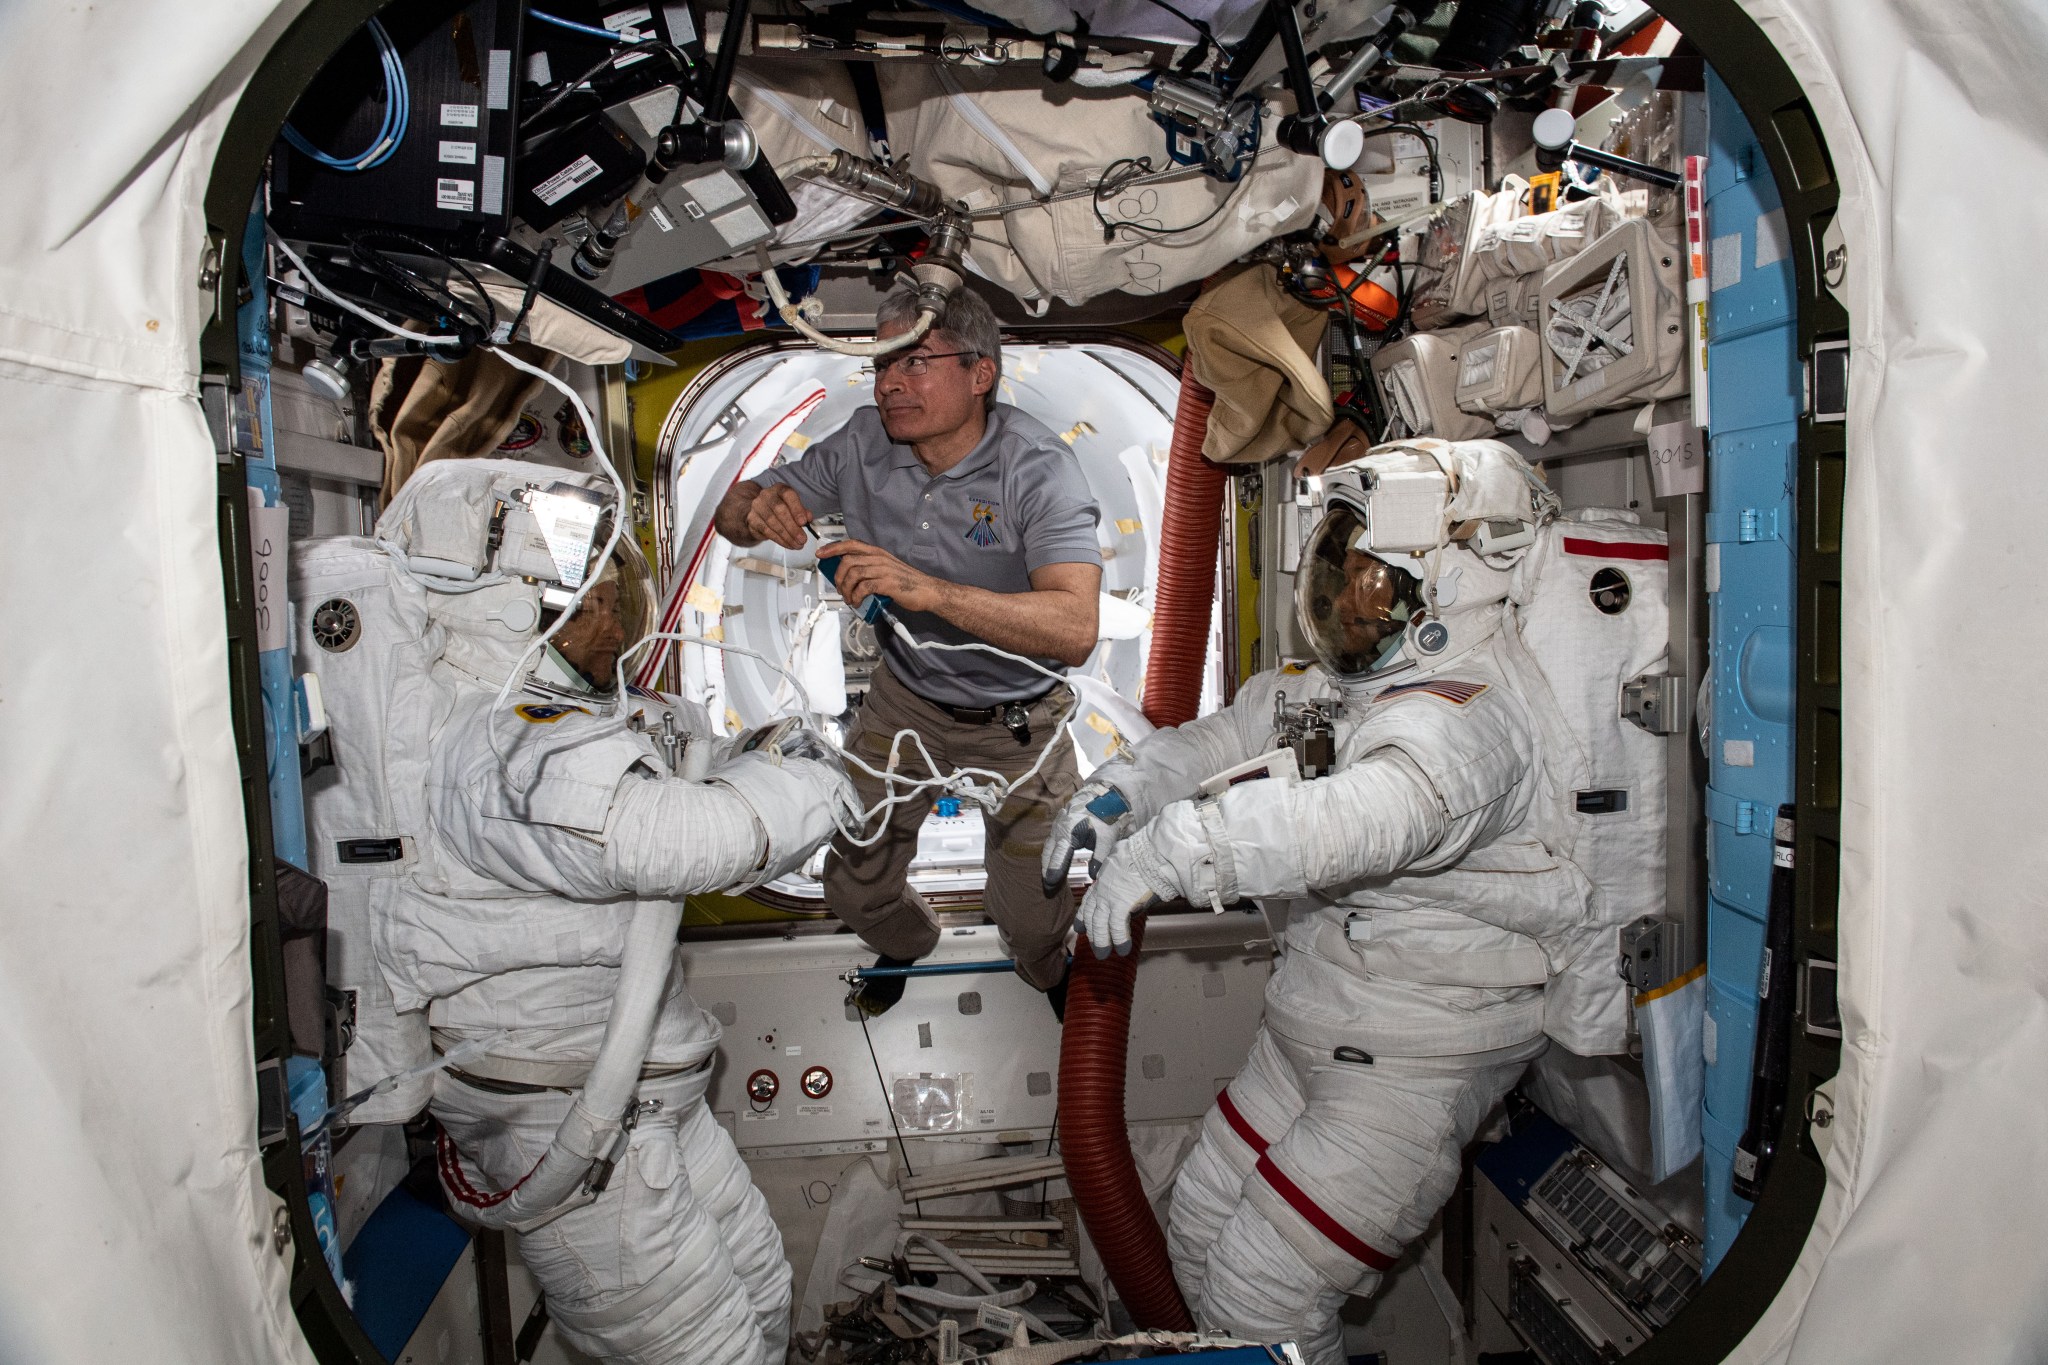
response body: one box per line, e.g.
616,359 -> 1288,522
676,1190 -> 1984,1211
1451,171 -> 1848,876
1105,617 -> 1598,1058
386,662 -> 771,1069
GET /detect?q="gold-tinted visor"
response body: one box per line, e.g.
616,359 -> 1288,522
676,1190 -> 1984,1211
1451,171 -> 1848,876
1295,503 -> 1423,676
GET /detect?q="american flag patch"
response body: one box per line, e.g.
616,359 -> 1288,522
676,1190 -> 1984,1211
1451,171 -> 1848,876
1375,679 -> 1490,706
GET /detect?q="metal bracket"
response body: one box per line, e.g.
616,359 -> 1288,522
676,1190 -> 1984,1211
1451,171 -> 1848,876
1621,672 -> 1688,736
1618,915 -> 1684,994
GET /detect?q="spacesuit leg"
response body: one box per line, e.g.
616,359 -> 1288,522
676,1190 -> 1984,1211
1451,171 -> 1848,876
676,1099 -> 794,1360
1167,1027 -> 1302,1311
1181,1032 -> 1545,1365
435,1069 -> 788,1365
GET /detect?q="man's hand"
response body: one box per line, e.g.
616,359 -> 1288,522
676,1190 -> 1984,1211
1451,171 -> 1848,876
819,539 -> 946,614
742,483 -> 814,550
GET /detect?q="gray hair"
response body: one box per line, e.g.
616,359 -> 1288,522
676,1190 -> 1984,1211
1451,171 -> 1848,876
877,285 -> 1003,411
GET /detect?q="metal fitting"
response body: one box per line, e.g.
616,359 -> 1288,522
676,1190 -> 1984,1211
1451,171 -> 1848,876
820,151 -> 947,218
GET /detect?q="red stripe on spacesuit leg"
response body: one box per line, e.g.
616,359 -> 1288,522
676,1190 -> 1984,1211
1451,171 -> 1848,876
1561,536 -> 1669,561
1254,1154 -> 1398,1271
1216,1089 -> 1270,1155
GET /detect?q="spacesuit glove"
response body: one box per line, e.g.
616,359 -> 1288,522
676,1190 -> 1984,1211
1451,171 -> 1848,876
712,751 -> 859,885
1041,775 -> 1136,896
1076,829 -> 1184,958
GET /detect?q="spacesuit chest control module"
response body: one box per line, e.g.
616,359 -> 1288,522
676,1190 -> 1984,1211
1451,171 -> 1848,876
296,459 -> 854,1364
1046,437 -> 1671,1364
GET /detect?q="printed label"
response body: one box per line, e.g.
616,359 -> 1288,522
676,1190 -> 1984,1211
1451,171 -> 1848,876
440,103 -> 480,128
604,6 -> 655,35
435,178 -> 476,212
533,154 -> 603,207
247,492 -> 290,653
797,1103 -> 833,1117
649,203 -> 675,233
438,140 -> 477,164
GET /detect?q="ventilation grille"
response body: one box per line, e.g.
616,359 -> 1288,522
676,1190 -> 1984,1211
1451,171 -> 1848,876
1507,1258 -> 1615,1365
1528,1155 -> 1700,1330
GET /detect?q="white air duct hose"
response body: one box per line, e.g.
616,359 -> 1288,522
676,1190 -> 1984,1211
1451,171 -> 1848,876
891,1234 -> 1064,1341
757,252 -> 939,356
456,897 -> 684,1232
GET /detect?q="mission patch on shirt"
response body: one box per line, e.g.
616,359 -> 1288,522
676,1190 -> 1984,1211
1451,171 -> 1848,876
752,404 -> 1102,707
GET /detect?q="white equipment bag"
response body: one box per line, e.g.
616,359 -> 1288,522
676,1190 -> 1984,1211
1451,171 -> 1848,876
292,538 -> 445,1122
1507,510 -> 1672,1056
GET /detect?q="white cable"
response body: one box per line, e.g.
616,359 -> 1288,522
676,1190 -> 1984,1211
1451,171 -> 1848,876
264,234 -> 632,781
755,247 -> 940,356
265,228 -> 461,346
615,630 -> 816,717
479,349 -> 631,777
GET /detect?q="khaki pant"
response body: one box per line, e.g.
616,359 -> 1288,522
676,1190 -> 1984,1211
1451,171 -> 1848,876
824,663 -> 1080,990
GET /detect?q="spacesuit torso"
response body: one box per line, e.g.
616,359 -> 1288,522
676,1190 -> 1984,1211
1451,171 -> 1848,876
387,668 -> 733,1070
1103,613 -> 1601,1058
1253,645 -> 1590,1058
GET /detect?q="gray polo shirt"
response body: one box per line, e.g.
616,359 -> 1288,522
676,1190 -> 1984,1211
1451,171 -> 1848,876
753,403 -> 1102,707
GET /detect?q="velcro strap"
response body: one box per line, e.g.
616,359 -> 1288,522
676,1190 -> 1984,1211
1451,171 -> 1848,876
1195,797 -> 1239,913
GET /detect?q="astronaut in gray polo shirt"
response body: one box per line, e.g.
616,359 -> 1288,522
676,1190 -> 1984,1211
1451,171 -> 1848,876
713,286 -> 1102,1018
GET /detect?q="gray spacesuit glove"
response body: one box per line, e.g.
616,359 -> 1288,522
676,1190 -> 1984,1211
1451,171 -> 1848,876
1076,828 -> 1186,958
1041,775 -> 1137,895
711,750 -> 859,885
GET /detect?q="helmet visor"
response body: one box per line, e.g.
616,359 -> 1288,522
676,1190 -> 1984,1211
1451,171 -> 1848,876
1296,503 -> 1423,676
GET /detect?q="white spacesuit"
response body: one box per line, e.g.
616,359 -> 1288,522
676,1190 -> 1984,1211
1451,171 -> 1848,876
1053,440 -> 1642,1363
368,460 -> 854,1364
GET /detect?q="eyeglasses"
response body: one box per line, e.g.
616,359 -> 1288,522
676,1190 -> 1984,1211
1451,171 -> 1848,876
864,350 -> 978,381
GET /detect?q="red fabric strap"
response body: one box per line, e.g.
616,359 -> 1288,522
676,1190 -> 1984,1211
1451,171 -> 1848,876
1562,536 -> 1668,561
1216,1089 -> 1270,1155
1255,1154 -> 1397,1271
436,1129 -> 531,1210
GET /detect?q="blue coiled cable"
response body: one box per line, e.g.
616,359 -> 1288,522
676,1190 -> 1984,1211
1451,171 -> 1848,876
280,17 -> 409,172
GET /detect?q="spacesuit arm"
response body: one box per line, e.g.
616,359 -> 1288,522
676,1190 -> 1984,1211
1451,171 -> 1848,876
1094,675 -> 1284,828
1126,748 -> 1452,908
593,752 -> 852,893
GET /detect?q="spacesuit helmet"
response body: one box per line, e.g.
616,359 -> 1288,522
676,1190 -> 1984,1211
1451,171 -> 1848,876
1297,502 -> 1426,675
1295,438 -> 1558,678
376,458 -> 653,695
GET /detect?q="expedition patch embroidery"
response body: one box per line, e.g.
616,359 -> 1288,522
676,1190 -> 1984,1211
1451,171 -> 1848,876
965,501 -> 1001,547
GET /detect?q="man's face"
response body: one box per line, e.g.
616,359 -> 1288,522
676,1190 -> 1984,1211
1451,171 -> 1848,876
872,323 -> 995,446
553,579 -> 625,687
1332,549 -> 1412,662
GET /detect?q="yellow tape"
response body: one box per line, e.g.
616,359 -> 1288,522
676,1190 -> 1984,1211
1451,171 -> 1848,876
686,583 -> 723,614
1114,517 -> 1143,535
1635,961 -> 1707,1006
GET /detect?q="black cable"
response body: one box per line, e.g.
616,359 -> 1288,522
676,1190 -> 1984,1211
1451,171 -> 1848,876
1034,1107 -> 1060,1208
506,238 -> 556,344
856,1005 -> 923,1214
1091,134 -> 1262,242
343,229 -> 496,342
523,38 -> 680,129
1363,121 -> 1442,204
